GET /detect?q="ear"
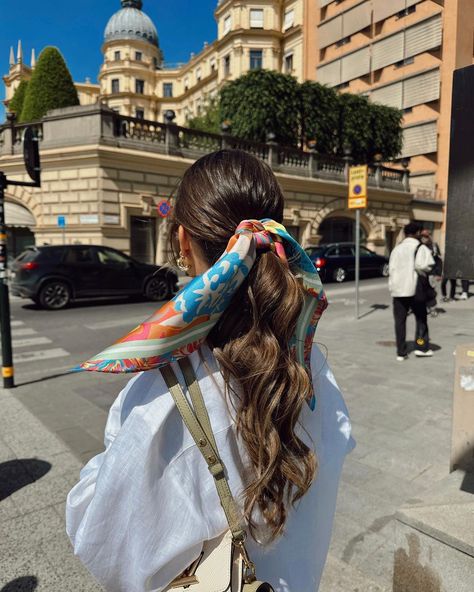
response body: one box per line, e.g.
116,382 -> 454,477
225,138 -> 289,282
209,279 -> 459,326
178,225 -> 192,256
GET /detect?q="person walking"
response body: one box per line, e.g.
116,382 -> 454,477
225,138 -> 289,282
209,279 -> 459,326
389,222 -> 435,361
460,279 -> 470,300
65,150 -> 354,592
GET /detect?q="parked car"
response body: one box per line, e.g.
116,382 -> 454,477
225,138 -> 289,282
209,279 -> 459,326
10,245 -> 178,310
305,242 -> 389,283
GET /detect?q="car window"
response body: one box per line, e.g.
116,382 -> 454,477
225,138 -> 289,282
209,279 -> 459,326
338,246 -> 354,257
64,247 -> 94,264
15,249 -> 38,263
306,247 -> 325,257
37,247 -> 66,262
359,246 -> 374,256
325,247 -> 338,257
97,248 -> 130,267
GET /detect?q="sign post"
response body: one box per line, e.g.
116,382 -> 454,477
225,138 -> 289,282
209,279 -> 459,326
57,215 -> 66,244
0,126 -> 41,388
348,165 -> 368,320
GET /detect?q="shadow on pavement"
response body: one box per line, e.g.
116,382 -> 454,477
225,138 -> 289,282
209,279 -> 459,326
0,459 -> 51,501
407,341 -> 442,353
0,577 -> 38,591
358,303 -> 390,319
15,370 -> 77,388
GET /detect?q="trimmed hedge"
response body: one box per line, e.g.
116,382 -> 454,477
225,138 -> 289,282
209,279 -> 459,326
21,47 -> 79,122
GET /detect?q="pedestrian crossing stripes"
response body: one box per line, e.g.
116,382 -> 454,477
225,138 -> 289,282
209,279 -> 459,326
1,317 -> 71,366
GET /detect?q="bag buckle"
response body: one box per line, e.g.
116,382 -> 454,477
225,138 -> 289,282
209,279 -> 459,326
234,539 -> 257,584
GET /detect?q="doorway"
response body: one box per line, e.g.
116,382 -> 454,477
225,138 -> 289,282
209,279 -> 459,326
319,217 -> 367,244
130,216 -> 157,264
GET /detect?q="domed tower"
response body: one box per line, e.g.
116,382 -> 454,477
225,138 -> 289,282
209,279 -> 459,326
99,0 -> 162,119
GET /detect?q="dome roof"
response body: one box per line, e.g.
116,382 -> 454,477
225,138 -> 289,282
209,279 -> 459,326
104,2 -> 159,47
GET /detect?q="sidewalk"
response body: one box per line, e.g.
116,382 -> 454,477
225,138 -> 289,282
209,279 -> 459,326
0,389 -> 101,591
1,292 -> 473,591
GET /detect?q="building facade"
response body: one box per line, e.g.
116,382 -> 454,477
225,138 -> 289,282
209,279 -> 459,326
314,0 -> 474,206
0,105 -> 438,265
4,0 -> 472,212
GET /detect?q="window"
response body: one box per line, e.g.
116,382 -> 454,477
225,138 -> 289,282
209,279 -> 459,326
336,36 -> 351,47
135,79 -> 145,94
135,108 -> 144,120
65,247 -> 94,265
184,77 -> 189,91
250,9 -> 264,28
196,67 -> 202,81
97,248 -> 130,267
210,57 -> 216,72
153,56 -> 159,69
339,246 -> 355,257
250,49 -> 263,70
395,57 -> 414,68
114,51 -> 121,61
163,82 -> 173,97
111,79 -> 120,94
135,51 -> 142,61
223,54 -> 231,77
359,247 -> 375,256
397,4 -> 416,18
284,53 -> 294,73
223,15 -> 231,35
283,9 -> 295,31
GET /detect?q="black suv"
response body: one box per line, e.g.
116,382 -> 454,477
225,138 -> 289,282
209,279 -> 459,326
305,242 -> 389,283
11,245 -> 178,310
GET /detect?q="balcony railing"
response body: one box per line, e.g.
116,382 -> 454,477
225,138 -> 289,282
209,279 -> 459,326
0,109 -> 410,192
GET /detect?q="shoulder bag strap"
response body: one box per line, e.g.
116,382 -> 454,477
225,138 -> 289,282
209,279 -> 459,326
160,360 -> 246,544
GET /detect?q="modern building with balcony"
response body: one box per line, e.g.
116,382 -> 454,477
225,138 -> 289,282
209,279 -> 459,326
314,0 -> 474,209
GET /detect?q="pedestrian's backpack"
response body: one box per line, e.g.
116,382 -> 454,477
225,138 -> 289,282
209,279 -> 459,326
160,358 -> 274,592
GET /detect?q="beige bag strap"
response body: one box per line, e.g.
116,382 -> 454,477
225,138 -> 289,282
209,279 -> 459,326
160,359 -> 246,544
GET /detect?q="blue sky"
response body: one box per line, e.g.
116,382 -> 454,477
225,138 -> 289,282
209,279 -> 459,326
0,0 -> 218,120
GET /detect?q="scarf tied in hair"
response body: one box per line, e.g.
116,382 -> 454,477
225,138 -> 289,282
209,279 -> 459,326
77,219 -> 327,409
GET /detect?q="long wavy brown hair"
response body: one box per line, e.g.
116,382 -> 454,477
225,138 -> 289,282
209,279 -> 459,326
170,150 -> 317,543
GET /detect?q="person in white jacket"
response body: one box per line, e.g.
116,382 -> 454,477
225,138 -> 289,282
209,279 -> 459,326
388,222 -> 435,360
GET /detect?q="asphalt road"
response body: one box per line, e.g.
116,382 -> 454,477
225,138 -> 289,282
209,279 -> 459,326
4,276 -> 391,410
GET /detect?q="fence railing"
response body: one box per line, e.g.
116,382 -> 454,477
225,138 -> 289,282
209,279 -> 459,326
0,111 -> 411,192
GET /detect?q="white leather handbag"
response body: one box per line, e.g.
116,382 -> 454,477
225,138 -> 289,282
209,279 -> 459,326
161,358 -> 274,592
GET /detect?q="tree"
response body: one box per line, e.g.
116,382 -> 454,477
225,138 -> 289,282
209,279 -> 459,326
368,103 -> 403,161
299,81 -> 338,154
187,97 -> 221,134
336,93 -> 372,163
20,47 -> 79,122
219,70 -> 300,146
8,80 -> 29,117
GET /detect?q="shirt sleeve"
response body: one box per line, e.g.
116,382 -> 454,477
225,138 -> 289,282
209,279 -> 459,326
415,244 -> 435,273
65,370 -> 223,592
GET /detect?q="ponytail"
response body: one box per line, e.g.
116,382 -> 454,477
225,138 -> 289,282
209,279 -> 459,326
211,251 -> 317,542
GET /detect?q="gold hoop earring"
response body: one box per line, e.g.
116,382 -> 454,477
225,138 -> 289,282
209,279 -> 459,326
177,252 -> 191,272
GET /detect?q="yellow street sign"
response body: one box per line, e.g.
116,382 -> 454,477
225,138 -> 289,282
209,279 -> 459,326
348,165 -> 368,209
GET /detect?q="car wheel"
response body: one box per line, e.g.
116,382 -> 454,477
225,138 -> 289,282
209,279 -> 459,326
333,267 -> 347,283
38,281 -> 71,310
381,263 -> 389,277
145,276 -> 170,301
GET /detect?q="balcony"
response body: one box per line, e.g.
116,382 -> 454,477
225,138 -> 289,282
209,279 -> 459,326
0,105 -> 410,192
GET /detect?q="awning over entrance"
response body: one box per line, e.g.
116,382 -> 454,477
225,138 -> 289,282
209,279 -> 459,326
5,201 -> 36,227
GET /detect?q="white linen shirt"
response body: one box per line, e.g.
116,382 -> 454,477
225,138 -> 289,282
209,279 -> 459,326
388,237 -> 435,297
66,343 -> 354,592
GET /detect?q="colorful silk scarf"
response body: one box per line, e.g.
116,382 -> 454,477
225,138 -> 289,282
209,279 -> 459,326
78,219 -> 327,409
